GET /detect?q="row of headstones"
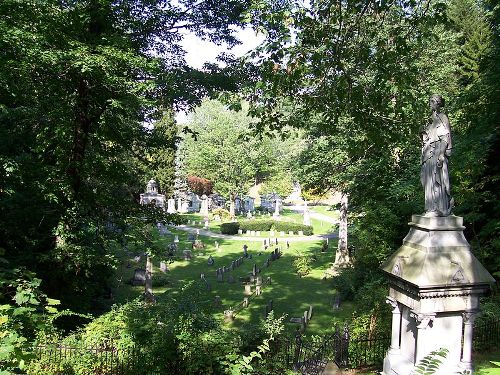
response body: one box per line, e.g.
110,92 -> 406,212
290,305 -> 314,332
186,219 -> 209,228
214,256 -> 245,283
224,279 -> 273,321
238,230 -> 306,236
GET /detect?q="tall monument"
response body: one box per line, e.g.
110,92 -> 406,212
380,95 -> 494,374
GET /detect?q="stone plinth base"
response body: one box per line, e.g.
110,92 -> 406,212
380,214 -> 494,375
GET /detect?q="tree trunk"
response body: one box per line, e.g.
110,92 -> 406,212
145,254 -> 153,300
229,193 -> 235,219
334,193 -> 351,266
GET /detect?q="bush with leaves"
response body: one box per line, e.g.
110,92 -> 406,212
292,254 -> 312,277
26,281 -> 243,374
220,222 -> 240,235
0,258 -> 63,374
273,222 -> 313,235
240,220 -> 274,232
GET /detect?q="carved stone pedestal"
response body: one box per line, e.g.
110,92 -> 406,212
380,215 -> 494,375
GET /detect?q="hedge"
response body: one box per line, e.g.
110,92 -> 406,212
220,222 -> 240,235
236,220 -> 313,235
273,222 -> 313,235
239,220 -> 274,232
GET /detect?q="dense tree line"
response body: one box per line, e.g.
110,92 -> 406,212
240,0 -> 499,323
0,0 -> 264,313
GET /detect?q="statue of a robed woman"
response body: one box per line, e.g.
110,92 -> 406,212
420,94 -> 454,216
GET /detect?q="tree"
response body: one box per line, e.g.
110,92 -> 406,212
0,0 -> 259,313
183,100 -> 261,206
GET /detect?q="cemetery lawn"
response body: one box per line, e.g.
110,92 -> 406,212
110,228 -> 353,337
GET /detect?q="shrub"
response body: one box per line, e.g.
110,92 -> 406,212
220,222 -> 240,235
239,220 -> 274,232
273,222 -> 313,235
211,208 -> 231,221
187,176 -> 213,196
292,256 -> 312,277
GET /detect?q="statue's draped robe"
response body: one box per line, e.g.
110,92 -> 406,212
420,112 -> 452,216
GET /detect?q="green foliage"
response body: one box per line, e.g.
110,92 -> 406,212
0,264 -> 62,373
240,220 -> 274,232
221,222 -> 241,235
292,254 -> 312,277
27,281 -> 241,374
273,222 -> 313,236
212,208 -> 232,221
413,348 -> 449,375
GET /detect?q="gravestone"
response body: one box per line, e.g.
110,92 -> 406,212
231,260 -> 235,270
200,273 -> 205,280
308,305 -> 313,321
205,280 -> 211,291
333,295 -> 340,309
214,295 -> 222,307
207,255 -> 214,266
131,268 -> 146,286
217,273 -> 224,283
214,241 -> 219,250
280,231 -> 285,237
256,231 -> 261,236
183,250 -> 192,260
252,264 -> 257,276
193,239 -> 204,249
238,229 -> 243,235
160,261 -> 168,273
298,230 -> 304,236
380,105 -> 495,375
174,235 -> 179,243
270,231 -> 275,237
228,275 -> 235,284
243,244 -> 248,258
214,214 -> 221,222
255,285 -> 262,296
224,309 -> 234,322
243,297 -> 249,308
264,259 -> 270,268
288,231 -> 294,236
133,255 -> 141,262
244,284 -> 252,295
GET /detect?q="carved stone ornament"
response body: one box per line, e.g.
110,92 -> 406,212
410,312 -> 436,329
391,257 -> 404,277
450,262 -> 469,284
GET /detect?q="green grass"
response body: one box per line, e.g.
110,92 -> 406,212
110,228 -> 346,336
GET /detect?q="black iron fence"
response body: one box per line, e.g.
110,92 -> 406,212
473,318 -> 500,351
264,324 -> 389,374
32,319 -> 499,374
32,343 -> 165,375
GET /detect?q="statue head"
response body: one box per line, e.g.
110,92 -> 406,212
429,94 -> 444,111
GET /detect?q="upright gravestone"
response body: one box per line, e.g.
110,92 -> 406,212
303,201 -> 311,226
243,244 -> 248,258
380,95 -> 495,375
167,198 -> 177,214
207,255 -> 214,266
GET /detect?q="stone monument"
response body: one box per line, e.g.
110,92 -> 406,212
167,198 -> 176,214
139,179 -> 165,208
380,95 -> 494,375
200,195 -> 209,216
303,201 -> 311,226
